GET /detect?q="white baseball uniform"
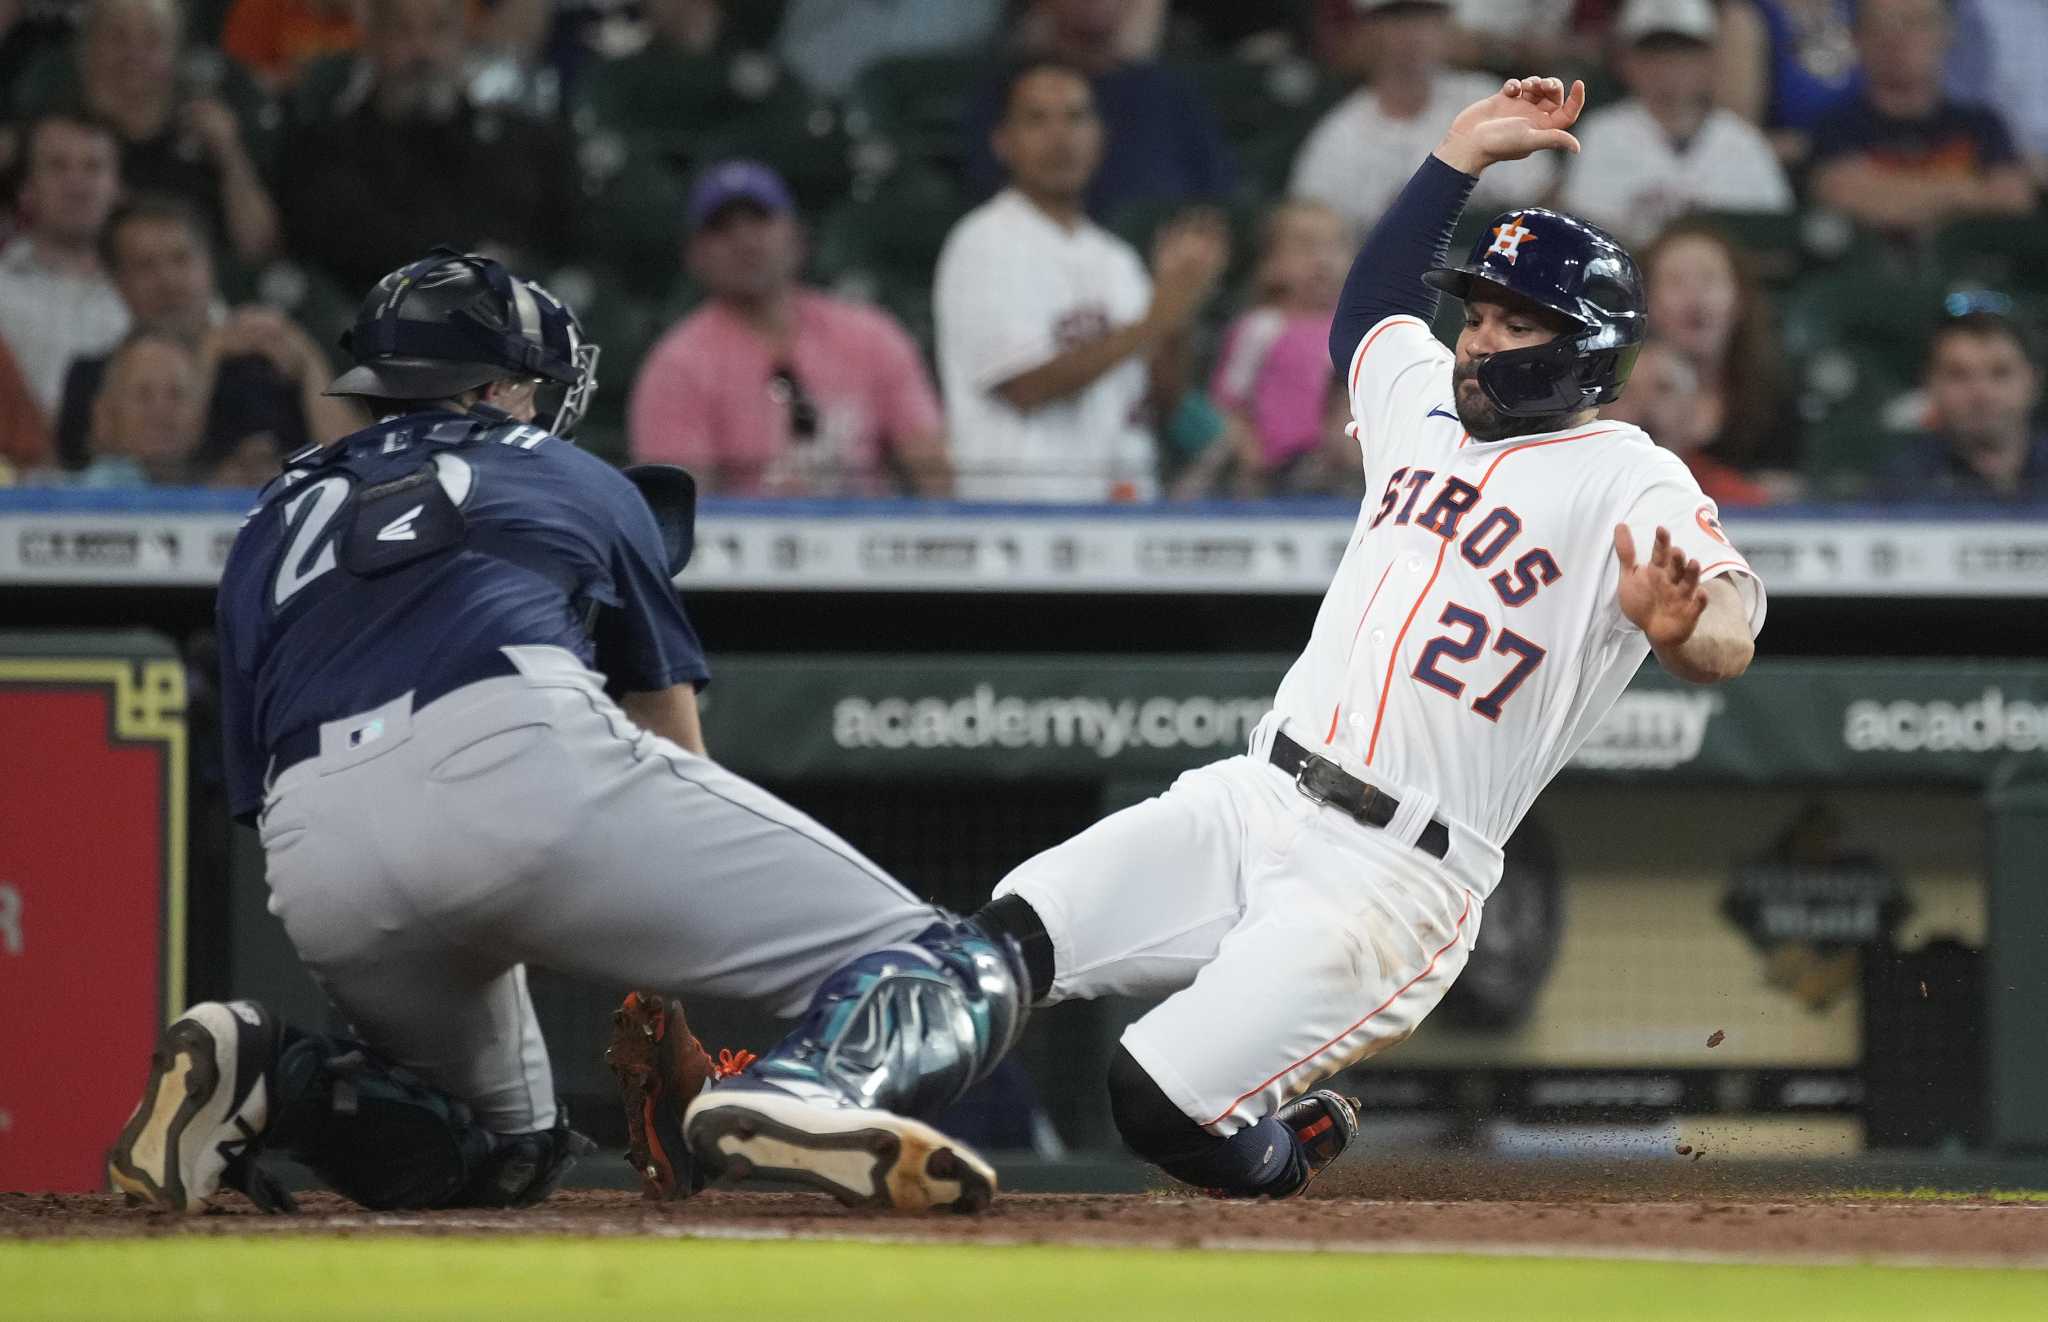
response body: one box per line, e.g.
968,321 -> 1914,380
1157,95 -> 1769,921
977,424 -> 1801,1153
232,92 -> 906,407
993,312 -> 1766,1134
934,188 -> 1158,503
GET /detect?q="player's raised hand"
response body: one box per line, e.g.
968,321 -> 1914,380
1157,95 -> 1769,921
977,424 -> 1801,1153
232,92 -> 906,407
1436,77 -> 1585,175
1614,523 -> 1708,650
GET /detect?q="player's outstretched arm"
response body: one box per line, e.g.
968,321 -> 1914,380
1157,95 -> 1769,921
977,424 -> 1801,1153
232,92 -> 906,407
1614,524 -> 1755,685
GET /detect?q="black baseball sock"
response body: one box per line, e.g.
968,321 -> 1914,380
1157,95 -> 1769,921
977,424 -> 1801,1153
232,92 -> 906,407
1107,1047 -> 1309,1197
972,893 -> 1055,1004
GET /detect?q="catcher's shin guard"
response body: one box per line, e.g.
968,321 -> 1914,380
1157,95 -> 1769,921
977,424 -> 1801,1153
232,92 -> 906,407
684,917 -> 1028,1213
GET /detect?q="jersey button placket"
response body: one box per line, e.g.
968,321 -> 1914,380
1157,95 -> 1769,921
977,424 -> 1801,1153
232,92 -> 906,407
1336,548 -> 1398,755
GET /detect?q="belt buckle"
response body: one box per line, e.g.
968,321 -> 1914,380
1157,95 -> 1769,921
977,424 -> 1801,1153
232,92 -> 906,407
1293,755 -> 1336,808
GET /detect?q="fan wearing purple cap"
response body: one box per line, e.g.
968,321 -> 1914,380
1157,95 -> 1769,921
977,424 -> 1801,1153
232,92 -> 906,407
627,160 -> 953,497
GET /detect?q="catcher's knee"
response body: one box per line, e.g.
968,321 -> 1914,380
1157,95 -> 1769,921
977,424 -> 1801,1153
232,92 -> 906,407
1106,1045 -> 1218,1164
274,1034 -> 590,1210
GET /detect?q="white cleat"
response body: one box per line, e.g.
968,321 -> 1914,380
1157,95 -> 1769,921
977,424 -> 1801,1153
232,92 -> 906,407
107,1001 -> 278,1213
684,1085 -> 997,1214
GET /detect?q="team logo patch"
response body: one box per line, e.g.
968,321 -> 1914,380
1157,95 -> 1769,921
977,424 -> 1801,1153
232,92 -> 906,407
1696,503 -> 1730,546
376,504 -> 425,542
1487,215 -> 1537,265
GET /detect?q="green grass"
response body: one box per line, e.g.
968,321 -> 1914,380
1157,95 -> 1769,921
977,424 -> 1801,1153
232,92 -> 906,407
1837,1188 -> 2048,1204
3,1238 -> 2046,1322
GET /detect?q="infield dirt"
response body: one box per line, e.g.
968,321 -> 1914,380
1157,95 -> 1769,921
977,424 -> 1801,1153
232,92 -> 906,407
6,1165 -> 2047,1266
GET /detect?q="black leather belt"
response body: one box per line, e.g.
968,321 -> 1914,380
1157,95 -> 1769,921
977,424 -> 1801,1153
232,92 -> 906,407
1269,731 -> 1451,860
266,652 -> 523,781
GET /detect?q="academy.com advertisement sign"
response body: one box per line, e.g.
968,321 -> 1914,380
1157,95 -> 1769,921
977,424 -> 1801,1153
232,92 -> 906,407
831,684 -> 1273,761
702,657 -> 2048,786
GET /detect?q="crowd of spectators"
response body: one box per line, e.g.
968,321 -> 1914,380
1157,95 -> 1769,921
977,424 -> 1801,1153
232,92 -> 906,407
0,0 -> 2043,504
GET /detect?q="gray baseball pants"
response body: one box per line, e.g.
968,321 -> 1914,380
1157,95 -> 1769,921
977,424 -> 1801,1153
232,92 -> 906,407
256,644 -> 936,1134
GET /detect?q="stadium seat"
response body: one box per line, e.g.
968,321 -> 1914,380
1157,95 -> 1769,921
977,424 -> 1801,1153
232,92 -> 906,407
561,273 -> 703,466
724,0 -> 791,50
683,96 -> 855,219
1781,268 -> 1942,389
577,140 -> 690,295
576,49 -> 768,145
1801,413 -> 1911,500
870,273 -> 936,359
285,52 -> 357,125
845,52 -> 987,178
574,47 -> 852,221
1933,214 -> 2048,300
184,0 -> 233,45
810,169 -> 964,358
1688,210 -> 1809,288
1172,54 -> 1338,203
812,167 -> 967,288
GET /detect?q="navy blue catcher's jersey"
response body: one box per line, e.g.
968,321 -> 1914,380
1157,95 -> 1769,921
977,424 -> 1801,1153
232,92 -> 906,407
217,408 -> 709,822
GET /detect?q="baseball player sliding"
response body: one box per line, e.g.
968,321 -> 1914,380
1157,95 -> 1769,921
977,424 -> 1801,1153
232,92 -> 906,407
108,248 -> 1028,1217
975,76 -> 1765,1198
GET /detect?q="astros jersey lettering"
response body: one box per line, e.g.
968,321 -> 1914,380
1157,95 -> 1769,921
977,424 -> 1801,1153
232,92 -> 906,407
1276,313 -> 1767,857
992,313 -> 1766,1139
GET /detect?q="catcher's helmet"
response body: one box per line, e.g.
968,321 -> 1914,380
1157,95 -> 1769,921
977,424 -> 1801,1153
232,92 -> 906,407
1423,208 -> 1646,418
327,246 -> 600,436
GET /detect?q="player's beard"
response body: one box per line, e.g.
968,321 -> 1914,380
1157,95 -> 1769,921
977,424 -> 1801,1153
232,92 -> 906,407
1453,359 -> 1572,442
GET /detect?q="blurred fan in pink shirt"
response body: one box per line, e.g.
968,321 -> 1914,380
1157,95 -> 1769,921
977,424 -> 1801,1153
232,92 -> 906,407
627,161 -> 952,497
1179,199 -> 1352,498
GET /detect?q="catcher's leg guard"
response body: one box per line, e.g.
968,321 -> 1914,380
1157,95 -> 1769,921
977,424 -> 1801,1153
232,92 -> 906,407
112,1002 -> 592,1212
268,1033 -> 593,1210
684,917 -> 1028,1213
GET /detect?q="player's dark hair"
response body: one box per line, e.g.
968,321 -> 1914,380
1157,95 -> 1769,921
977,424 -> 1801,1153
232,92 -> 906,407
100,192 -> 218,272
1929,309 -> 2039,368
994,55 -> 1098,124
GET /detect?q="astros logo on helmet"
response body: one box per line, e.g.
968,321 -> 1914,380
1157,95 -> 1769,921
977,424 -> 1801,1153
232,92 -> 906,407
1487,215 -> 1537,265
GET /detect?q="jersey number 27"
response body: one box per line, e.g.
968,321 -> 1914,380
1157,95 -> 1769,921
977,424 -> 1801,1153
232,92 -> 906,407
1413,603 -> 1546,722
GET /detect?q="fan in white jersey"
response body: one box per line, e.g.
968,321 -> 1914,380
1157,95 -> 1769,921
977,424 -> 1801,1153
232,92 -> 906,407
974,77 -> 1764,1199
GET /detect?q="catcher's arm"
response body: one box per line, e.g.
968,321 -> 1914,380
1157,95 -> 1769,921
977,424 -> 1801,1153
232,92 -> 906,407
614,463 -> 708,753
623,684 -> 707,757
